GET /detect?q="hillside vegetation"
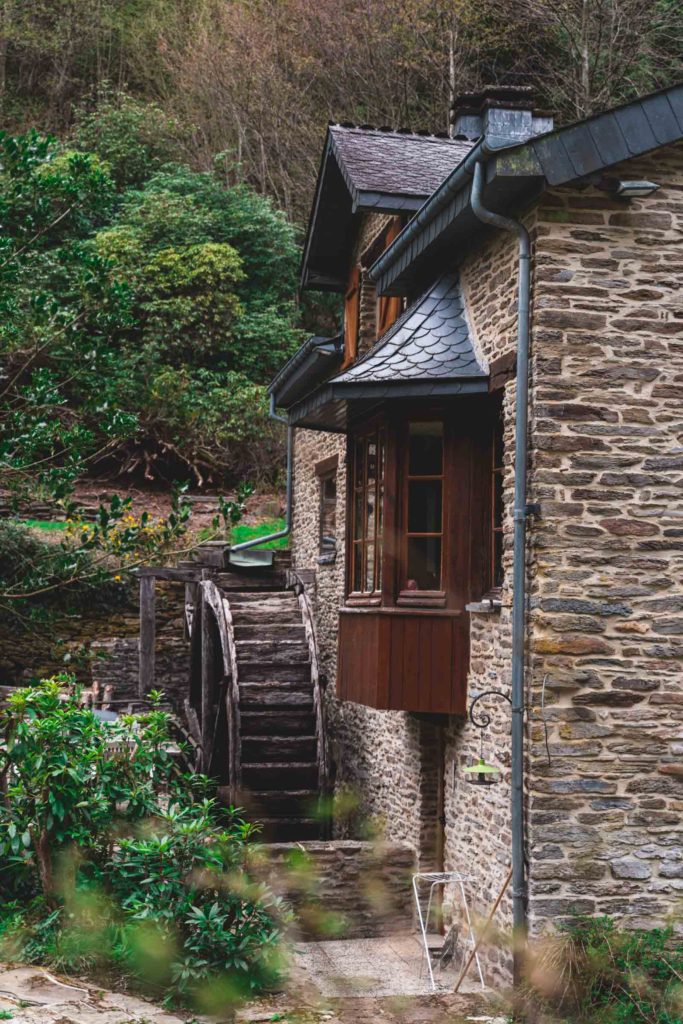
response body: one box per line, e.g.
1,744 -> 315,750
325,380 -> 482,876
0,0 -> 680,629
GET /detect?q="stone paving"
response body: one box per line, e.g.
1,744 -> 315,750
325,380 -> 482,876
0,939 -> 508,1024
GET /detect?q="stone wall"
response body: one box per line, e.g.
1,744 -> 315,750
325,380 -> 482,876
289,141 -> 683,982
290,210 -> 525,983
263,839 -> 416,940
526,142 -> 683,933
440,226 -> 529,982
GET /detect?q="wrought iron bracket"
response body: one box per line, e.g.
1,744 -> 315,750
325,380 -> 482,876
468,689 -> 513,729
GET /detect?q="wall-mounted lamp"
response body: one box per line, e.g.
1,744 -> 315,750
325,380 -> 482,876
597,178 -> 660,199
464,756 -> 500,786
461,689 -> 512,787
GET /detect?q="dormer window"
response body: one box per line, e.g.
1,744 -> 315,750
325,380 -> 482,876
342,265 -> 360,367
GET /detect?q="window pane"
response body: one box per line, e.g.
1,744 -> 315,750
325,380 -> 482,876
367,440 -> 377,484
354,440 -> 364,487
408,480 -> 442,533
406,537 -> 442,591
365,542 -> 375,592
354,489 -> 364,541
366,479 -> 376,539
353,543 -> 362,591
409,421 -> 443,475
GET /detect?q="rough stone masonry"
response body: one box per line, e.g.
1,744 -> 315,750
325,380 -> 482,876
289,140 -> 683,984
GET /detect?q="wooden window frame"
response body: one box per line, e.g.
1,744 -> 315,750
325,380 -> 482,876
345,399 -> 494,613
375,220 -> 403,340
317,458 -> 338,557
397,418 -> 447,608
342,265 -> 360,369
346,426 -> 385,605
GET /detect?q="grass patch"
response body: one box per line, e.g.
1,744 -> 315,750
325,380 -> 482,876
230,518 -> 287,549
16,519 -> 69,531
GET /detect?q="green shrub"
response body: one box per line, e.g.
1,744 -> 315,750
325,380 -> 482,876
525,915 -> 683,1024
73,91 -> 188,189
0,679 -> 287,1007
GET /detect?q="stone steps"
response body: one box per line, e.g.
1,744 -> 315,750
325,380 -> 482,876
239,661 -> 310,683
241,735 -> 317,761
242,761 -> 319,790
240,709 -> 316,736
235,639 -> 310,663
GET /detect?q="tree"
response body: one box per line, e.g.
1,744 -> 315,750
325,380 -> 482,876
0,122 -> 298,629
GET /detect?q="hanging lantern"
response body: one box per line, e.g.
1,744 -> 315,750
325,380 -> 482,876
464,756 -> 501,786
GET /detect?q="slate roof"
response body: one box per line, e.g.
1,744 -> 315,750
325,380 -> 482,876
301,124 -> 473,292
285,274 -> 487,432
329,126 -> 472,202
335,274 -> 484,384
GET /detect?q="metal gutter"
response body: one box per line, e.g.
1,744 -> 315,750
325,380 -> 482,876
367,138 -> 487,288
268,334 -> 342,408
231,394 -> 293,552
470,160 -> 530,979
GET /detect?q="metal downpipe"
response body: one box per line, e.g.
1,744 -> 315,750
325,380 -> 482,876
470,160 -> 530,975
230,393 -> 293,551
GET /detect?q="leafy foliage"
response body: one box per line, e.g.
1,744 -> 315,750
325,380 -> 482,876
73,91 -> 189,189
0,679 -> 286,1006
525,916 -> 683,1024
0,117 -> 300,495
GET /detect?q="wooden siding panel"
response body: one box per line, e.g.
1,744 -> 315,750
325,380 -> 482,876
338,608 -> 466,714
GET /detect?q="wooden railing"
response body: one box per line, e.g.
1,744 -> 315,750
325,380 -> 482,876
287,569 -> 329,822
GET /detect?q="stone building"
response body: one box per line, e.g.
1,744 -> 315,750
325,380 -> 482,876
268,84 -> 683,980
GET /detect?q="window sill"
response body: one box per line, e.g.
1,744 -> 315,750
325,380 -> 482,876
317,552 -> 337,566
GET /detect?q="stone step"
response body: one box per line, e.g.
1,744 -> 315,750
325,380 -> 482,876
239,661 -> 310,683
233,623 -> 306,641
216,572 -> 285,589
239,685 -> 313,710
241,735 -> 317,762
256,818 -> 322,842
246,789 -> 320,816
240,710 -> 316,736
242,762 -> 319,790
235,639 -> 310,663
232,607 -> 303,624
229,591 -> 299,605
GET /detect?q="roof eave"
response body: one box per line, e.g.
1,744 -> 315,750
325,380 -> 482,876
269,335 -> 343,409
286,376 -> 489,432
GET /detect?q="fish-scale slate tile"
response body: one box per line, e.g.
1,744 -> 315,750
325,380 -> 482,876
329,126 -> 472,198
333,275 -> 486,385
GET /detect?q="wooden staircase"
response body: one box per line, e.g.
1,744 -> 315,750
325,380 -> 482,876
187,561 -> 328,842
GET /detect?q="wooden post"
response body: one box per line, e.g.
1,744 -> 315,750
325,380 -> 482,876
139,575 -> 156,697
453,867 -> 512,993
200,585 -> 215,772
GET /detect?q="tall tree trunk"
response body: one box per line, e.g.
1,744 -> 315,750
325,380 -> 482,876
579,0 -> 591,116
34,828 -> 55,899
448,26 -> 456,136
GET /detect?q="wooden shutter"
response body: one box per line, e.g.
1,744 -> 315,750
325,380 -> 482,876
377,293 -> 403,337
375,219 -> 403,338
343,265 -> 360,368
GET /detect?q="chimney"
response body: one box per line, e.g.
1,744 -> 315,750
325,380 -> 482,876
450,85 -> 553,147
